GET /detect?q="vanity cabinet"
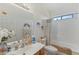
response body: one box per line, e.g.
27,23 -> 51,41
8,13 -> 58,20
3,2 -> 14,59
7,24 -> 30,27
34,48 -> 45,55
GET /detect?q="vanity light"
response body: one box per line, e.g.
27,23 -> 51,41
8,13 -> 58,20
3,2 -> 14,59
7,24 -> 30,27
0,10 -> 7,16
2,11 -> 7,15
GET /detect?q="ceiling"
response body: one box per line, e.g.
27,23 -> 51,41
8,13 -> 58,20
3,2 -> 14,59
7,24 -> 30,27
10,3 -> 79,19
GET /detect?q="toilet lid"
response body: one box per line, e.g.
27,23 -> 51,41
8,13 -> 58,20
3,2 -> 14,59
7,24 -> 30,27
45,46 -> 57,51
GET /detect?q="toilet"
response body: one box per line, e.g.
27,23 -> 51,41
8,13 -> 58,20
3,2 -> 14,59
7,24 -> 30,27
38,37 -> 59,54
44,45 -> 58,55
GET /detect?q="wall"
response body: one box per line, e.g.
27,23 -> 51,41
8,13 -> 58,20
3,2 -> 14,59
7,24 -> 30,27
50,4 -> 79,52
51,13 -> 79,52
0,3 -> 42,42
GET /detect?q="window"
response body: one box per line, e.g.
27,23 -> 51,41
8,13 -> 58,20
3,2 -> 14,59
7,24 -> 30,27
53,14 -> 73,21
62,14 -> 73,20
53,16 -> 61,21
53,17 -> 57,20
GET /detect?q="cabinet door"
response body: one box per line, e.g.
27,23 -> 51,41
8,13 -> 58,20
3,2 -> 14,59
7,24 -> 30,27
34,48 -> 45,55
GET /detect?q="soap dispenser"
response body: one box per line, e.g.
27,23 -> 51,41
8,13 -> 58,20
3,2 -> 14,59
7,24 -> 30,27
32,35 -> 36,44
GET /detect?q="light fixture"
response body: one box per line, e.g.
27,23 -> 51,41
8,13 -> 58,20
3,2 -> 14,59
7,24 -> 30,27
0,10 -> 7,16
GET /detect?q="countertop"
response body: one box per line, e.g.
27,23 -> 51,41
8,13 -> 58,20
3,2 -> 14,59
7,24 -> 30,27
6,42 -> 45,55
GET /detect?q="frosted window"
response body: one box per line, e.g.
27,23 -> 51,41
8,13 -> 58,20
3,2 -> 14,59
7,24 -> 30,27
53,14 -> 73,21
62,14 -> 73,20
53,16 -> 61,21
53,17 -> 57,20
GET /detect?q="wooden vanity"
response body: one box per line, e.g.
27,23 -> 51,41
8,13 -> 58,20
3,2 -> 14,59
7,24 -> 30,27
6,42 -> 45,55
34,48 -> 45,55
